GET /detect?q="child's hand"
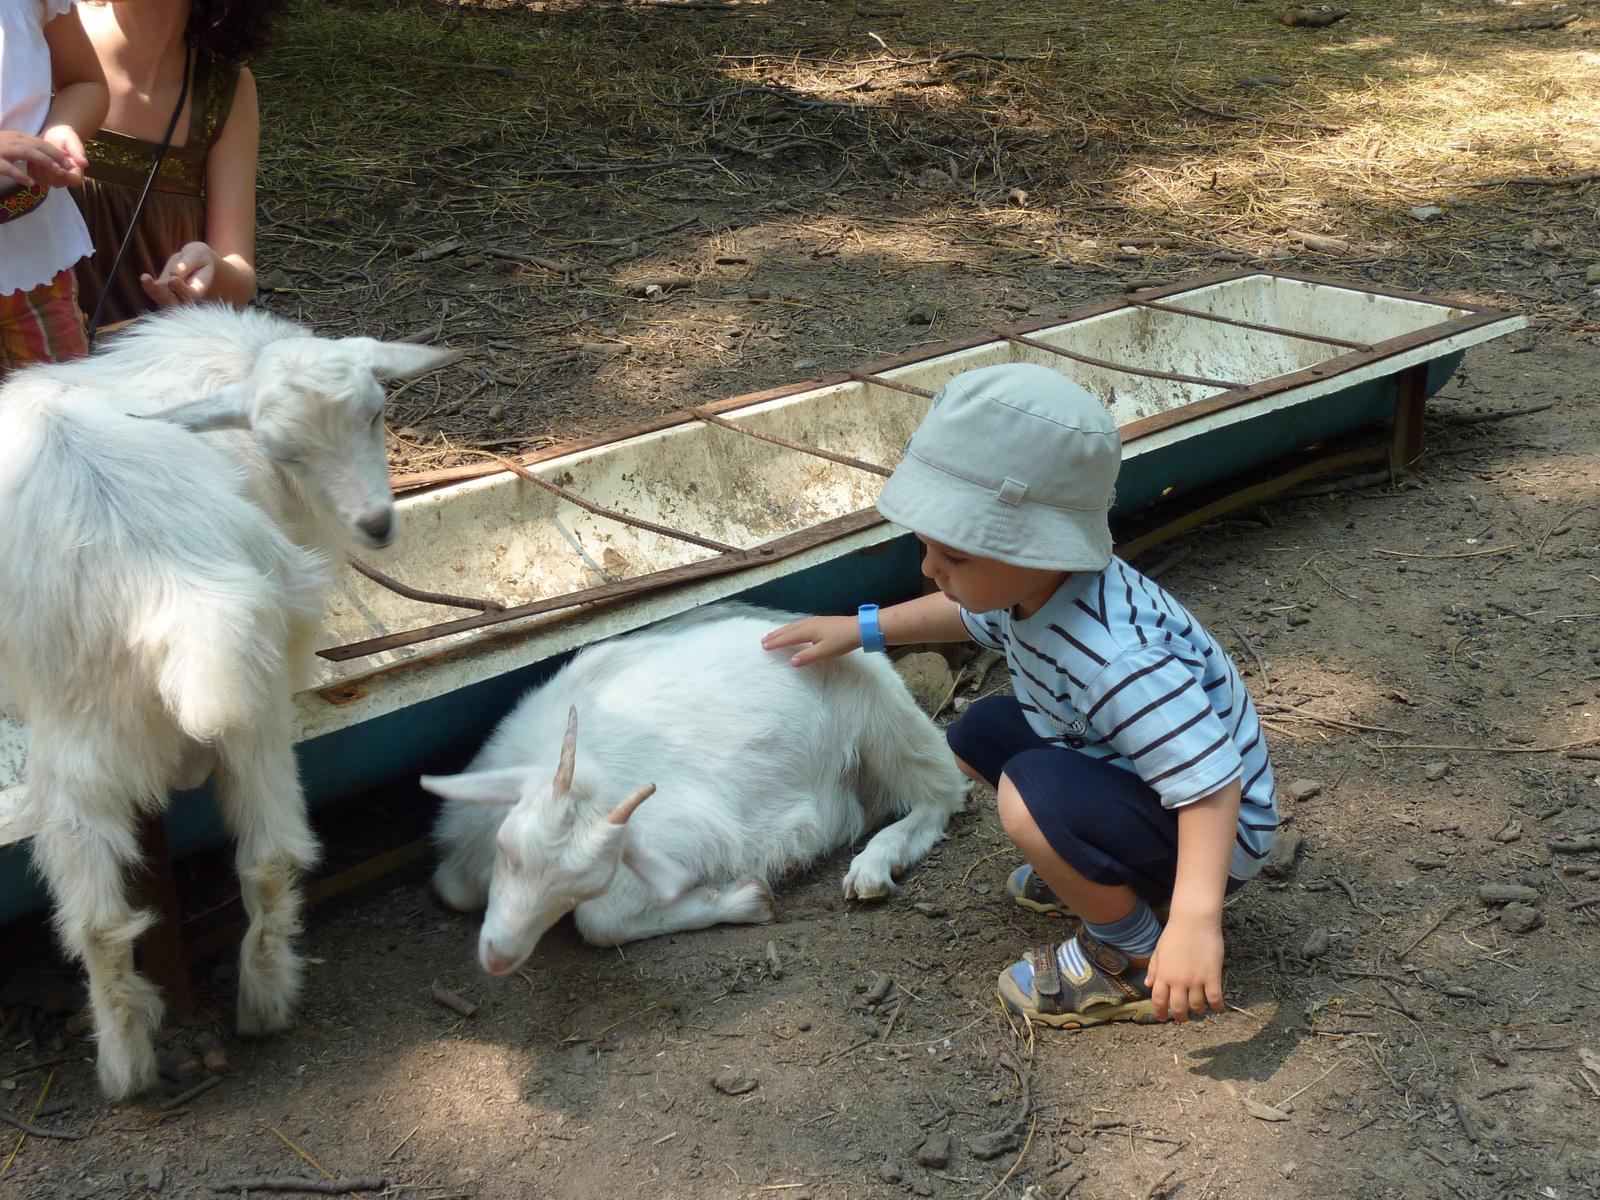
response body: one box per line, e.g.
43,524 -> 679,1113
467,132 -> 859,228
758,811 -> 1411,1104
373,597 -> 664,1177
762,615 -> 861,667
38,124 -> 88,185
141,243 -> 222,307
1144,913 -> 1225,1022
0,129 -> 80,188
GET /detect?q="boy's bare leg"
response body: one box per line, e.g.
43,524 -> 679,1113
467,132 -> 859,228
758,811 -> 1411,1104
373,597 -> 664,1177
993,771 -> 1141,927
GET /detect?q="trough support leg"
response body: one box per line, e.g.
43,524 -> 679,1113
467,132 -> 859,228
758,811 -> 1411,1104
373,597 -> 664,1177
133,814 -> 196,1015
1390,362 -> 1430,467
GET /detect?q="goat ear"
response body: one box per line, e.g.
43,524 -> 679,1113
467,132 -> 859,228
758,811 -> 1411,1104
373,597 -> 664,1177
622,836 -> 696,904
356,339 -> 464,381
418,767 -> 531,806
143,384 -> 252,432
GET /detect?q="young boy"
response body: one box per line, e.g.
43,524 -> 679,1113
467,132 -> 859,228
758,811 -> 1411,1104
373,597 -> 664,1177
763,363 -> 1277,1027
1,0 -> 108,372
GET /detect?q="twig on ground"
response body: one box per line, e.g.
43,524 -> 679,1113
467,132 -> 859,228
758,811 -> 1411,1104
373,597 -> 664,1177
0,1108 -> 85,1141
1226,622 -> 1270,690
160,1074 -> 225,1111
210,1180 -> 390,1195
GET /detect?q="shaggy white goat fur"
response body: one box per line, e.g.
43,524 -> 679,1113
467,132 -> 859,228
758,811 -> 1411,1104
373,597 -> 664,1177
0,305 -> 455,1099
424,606 -> 969,975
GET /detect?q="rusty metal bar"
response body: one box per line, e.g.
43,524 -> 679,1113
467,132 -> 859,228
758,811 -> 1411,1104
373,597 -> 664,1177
1126,299 -> 1373,353
346,553 -> 505,613
994,329 -> 1244,391
317,507 -> 886,662
493,454 -> 739,555
845,369 -> 936,399
688,407 -> 892,477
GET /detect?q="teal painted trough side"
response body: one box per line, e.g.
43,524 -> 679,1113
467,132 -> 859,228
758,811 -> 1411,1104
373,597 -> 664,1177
0,536 -> 926,925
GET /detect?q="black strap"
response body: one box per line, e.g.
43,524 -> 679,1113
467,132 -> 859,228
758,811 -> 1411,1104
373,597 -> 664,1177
86,42 -> 192,346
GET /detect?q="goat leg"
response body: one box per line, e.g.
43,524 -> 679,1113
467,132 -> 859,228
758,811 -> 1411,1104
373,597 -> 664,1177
31,803 -> 163,1099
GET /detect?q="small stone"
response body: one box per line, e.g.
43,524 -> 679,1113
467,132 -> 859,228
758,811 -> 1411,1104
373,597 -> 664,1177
1262,831 -> 1304,879
1586,264 -> 1600,285
191,1030 -> 228,1074
1279,1160 -> 1298,1179
1499,902 -> 1542,935
1006,187 -> 1029,207
156,1047 -> 199,1082
146,1153 -> 167,1191
1410,205 -> 1445,222
913,902 -> 948,918
1477,883 -> 1539,905
486,404 -> 505,423
894,651 -> 954,716
1444,985 -> 1478,1000
917,1133 -> 951,1169
1286,778 -> 1323,802
710,1068 -> 758,1095
967,1130 -> 1019,1160
863,973 -> 895,1005
0,1079 -> 14,1091
1065,1134 -> 1086,1154
878,1162 -> 904,1184
792,358 -> 820,371
257,268 -> 292,291
1419,1083 -> 1437,1102
1423,762 -> 1450,781
906,303 -> 936,325
1301,927 -> 1331,959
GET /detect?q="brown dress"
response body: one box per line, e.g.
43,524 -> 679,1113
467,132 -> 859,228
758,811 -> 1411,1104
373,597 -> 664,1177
72,49 -> 240,328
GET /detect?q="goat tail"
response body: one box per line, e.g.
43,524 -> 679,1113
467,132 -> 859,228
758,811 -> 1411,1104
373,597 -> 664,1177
133,570 -> 300,742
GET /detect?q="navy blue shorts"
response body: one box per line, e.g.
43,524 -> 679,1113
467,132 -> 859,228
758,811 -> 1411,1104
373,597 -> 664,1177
947,694 -> 1243,905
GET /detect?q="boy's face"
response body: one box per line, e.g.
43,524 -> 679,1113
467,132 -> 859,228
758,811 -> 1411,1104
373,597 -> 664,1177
917,537 -> 1068,618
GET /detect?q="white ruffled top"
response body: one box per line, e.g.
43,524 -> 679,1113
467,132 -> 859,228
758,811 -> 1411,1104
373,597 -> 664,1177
0,0 -> 95,298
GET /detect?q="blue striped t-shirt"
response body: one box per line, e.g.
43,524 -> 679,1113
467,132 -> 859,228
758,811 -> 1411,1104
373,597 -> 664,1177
960,557 -> 1278,880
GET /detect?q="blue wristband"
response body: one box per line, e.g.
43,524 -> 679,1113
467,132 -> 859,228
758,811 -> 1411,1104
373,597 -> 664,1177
858,604 -> 886,653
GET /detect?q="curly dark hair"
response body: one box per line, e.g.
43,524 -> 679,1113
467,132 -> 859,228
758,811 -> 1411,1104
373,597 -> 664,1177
187,0 -> 292,63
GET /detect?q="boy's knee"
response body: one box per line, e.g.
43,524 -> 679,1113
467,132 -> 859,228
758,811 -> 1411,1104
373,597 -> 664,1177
995,775 -> 1035,838
953,755 -> 985,784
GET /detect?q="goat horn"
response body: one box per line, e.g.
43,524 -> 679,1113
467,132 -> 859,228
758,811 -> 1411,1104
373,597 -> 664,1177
606,783 -> 656,825
552,706 -> 578,797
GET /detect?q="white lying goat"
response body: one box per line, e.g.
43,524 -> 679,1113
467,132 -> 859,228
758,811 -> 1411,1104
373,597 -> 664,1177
424,607 -> 968,975
0,306 -> 456,1099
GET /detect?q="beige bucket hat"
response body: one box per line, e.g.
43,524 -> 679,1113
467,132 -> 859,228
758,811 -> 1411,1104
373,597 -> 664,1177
875,363 -> 1121,572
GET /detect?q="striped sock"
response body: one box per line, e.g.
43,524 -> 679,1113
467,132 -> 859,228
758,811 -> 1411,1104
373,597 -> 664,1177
1046,900 -> 1165,980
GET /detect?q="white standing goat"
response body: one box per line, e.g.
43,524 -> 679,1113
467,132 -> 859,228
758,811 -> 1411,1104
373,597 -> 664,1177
0,306 -> 456,1099
424,606 -> 969,975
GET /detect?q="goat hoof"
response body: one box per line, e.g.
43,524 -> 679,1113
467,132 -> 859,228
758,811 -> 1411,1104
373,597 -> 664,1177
96,1039 -> 160,1101
733,875 -> 780,923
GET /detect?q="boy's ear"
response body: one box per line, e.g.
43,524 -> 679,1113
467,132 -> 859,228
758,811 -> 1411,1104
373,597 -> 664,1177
622,835 -> 696,904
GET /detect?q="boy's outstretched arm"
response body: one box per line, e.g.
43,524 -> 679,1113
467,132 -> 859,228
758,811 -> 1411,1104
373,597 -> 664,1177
1144,777 -> 1241,1022
763,591 -> 970,666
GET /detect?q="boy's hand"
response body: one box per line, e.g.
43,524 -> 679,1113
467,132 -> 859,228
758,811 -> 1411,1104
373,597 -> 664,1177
0,129 -> 80,188
1144,913 -> 1224,1022
762,616 -> 861,667
141,243 -> 222,307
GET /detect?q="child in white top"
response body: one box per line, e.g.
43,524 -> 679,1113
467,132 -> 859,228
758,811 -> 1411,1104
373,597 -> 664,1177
0,0 -> 107,370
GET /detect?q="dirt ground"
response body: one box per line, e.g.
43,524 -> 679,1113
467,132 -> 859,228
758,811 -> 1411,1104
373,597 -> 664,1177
4,0 -> 1600,1198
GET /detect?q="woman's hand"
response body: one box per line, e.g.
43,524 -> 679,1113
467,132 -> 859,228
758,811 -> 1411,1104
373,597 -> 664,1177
0,129 -> 82,188
141,242 -> 223,306
762,616 -> 861,667
1144,912 -> 1225,1023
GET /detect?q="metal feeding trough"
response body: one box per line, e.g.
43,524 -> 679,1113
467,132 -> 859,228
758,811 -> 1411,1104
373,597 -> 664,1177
0,270 -> 1523,946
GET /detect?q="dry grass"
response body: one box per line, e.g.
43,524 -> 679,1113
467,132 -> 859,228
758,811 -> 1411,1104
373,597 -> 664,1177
250,0 -> 1600,468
